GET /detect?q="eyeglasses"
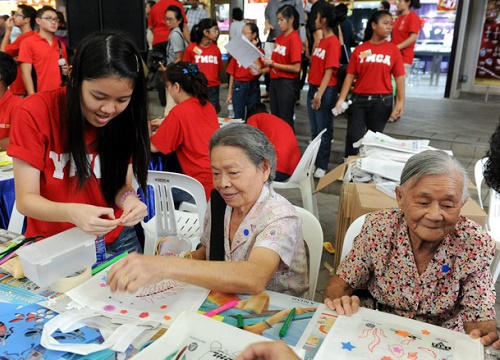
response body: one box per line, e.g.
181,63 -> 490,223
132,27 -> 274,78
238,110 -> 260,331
14,13 -> 26,18
210,28 -> 219,34
40,17 -> 60,23
165,17 -> 177,22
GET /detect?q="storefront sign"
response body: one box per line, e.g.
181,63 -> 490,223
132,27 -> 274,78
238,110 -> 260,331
475,0 -> 500,86
437,0 -> 457,12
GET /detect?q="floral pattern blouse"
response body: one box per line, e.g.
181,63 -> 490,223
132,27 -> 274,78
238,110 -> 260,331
201,183 -> 309,298
337,208 -> 496,332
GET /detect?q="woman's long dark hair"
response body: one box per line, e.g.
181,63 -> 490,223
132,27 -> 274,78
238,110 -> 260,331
363,10 -> 391,42
318,4 -> 337,32
65,30 -> 149,204
165,61 -> 208,105
190,18 -> 218,44
246,23 -> 262,49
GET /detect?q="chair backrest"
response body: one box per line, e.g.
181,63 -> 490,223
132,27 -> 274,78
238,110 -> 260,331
287,128 -> 326,184
474,157 -> 488,209
141,171 -> 207,254
488,189 -> 500,236
7,201 -> 25,235
341,214 -> 366,261
294,205 -> 323,301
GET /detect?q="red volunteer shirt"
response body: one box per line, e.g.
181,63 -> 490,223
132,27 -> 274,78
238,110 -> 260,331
391,11 -> 421,64
270,30 -> 302,80
308,35 -> 341,87
183,42 -> 223,87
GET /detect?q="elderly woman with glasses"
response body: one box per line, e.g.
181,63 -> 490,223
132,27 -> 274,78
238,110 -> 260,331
324,150 -> 500,348
108,123 -> 309,298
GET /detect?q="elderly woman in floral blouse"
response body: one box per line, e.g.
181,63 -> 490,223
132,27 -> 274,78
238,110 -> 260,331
324,150 -> 500,348
108,124 -> 309,298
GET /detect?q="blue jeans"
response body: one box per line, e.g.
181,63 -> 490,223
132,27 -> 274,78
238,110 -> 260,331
208,86 -> 220,113
232,80 -> 260,120
107,226 -> 143,254
307,85 -> 337,170
344,93 -> 393,157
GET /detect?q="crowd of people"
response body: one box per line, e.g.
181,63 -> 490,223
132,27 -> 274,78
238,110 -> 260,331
1,0 -> 500,358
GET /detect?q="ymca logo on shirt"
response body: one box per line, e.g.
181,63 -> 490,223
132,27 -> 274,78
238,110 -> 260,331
359,50 -> 392,66
312,47 -> 326,60
50,151 -> 101,179
194,55 -> 219,64
273,44 -> 287,56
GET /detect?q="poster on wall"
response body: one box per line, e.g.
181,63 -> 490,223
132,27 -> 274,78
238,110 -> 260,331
475,0 -> 500,86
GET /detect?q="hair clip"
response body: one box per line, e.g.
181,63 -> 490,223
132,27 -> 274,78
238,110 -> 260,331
182,68 -> 189,75
188,63 -> 199,75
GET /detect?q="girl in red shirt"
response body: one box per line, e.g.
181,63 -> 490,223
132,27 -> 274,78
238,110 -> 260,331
183,18 -> 222,113
391,0 -> 421,73
306,5 -> 341,179
335,10 -> 405,158
226,23 -> 263,120
262,5 -> 302,131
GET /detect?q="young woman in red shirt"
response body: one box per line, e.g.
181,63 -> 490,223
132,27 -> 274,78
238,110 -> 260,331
183,18 -> 223,113
391,0 -> 421,75
335,10 -> 405,158
262,5 -> 302,131
306,4 -> 341,179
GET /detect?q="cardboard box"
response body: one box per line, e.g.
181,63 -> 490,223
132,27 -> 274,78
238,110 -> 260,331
333,182 -> 487,269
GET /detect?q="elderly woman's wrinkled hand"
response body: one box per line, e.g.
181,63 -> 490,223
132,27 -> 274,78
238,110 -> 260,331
469,328 -> 500,349
324,295 -> 360,316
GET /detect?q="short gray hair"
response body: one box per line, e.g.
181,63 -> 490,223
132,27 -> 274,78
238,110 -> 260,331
400,150 -> 469,202
209,123 -> 276,183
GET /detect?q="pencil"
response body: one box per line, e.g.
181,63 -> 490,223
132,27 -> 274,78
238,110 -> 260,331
91,251 -> 128,275
279,307 -> 296,338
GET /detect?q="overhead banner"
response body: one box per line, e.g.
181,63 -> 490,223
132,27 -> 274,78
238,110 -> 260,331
475,0 -> 500,86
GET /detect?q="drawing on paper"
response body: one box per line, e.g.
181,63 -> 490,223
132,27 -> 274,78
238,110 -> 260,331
66,269 -> 209,325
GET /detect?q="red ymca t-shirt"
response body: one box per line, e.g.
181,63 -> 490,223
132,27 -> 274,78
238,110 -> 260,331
4,30 -> 35,96
18,31 -> 68,93
391,11 -> 421,64
183,42 -> 223,87
151,97 -> 219,199
148,0 -> 188,45
0,90 -> 22,139
270,30 -> 302,80
247,113 -> 301,176
7,88 -> 124,243
226,55 -> 264,82
347,40 -> 405,94
308,35 -> 341,87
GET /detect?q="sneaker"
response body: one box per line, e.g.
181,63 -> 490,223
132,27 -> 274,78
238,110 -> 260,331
314,168 -> 326,179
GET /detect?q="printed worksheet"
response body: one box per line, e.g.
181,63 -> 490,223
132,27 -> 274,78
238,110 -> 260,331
315,307 -> 483,360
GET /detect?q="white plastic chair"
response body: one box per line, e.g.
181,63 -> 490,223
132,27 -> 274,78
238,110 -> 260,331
294,205 -> 323,301
272,128 -> 327,219
341,214 -> 367,261
141,171 -> 207,254
7,201 -> 25,235
474,157 -> 488,209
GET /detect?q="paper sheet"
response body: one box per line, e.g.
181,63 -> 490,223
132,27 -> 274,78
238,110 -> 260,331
224,35 -> 263,68
132,311 -> 305,359
314,307 -> 483,360
66,267 -> 209,326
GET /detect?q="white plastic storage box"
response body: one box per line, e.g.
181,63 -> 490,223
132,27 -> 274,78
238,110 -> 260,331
17,227 -> 96,288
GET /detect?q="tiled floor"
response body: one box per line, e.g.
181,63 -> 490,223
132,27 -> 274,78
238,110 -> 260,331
148,74 -> 500,327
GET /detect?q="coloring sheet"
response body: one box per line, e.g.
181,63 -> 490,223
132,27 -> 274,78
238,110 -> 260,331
132,311 -> 305,359
315,307 -> 483,360
66,268 -> 209,326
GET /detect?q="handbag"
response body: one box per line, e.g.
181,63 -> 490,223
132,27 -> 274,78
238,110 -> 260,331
337,26 -> 350,89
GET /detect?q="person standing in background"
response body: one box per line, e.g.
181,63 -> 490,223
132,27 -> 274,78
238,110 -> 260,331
148,0 -> 189,106
307,5 -> 341,179
183,18 -> 223,112
262,5 -> 302,131
336,10 -> 405,158
18,6 -> 68,95
186,0 -> 208,32
0,15 -> 9,44
0,4 -> 36,97
0,52 -> 22,151
391,0 -> 421,76
229,8 -> 245,40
